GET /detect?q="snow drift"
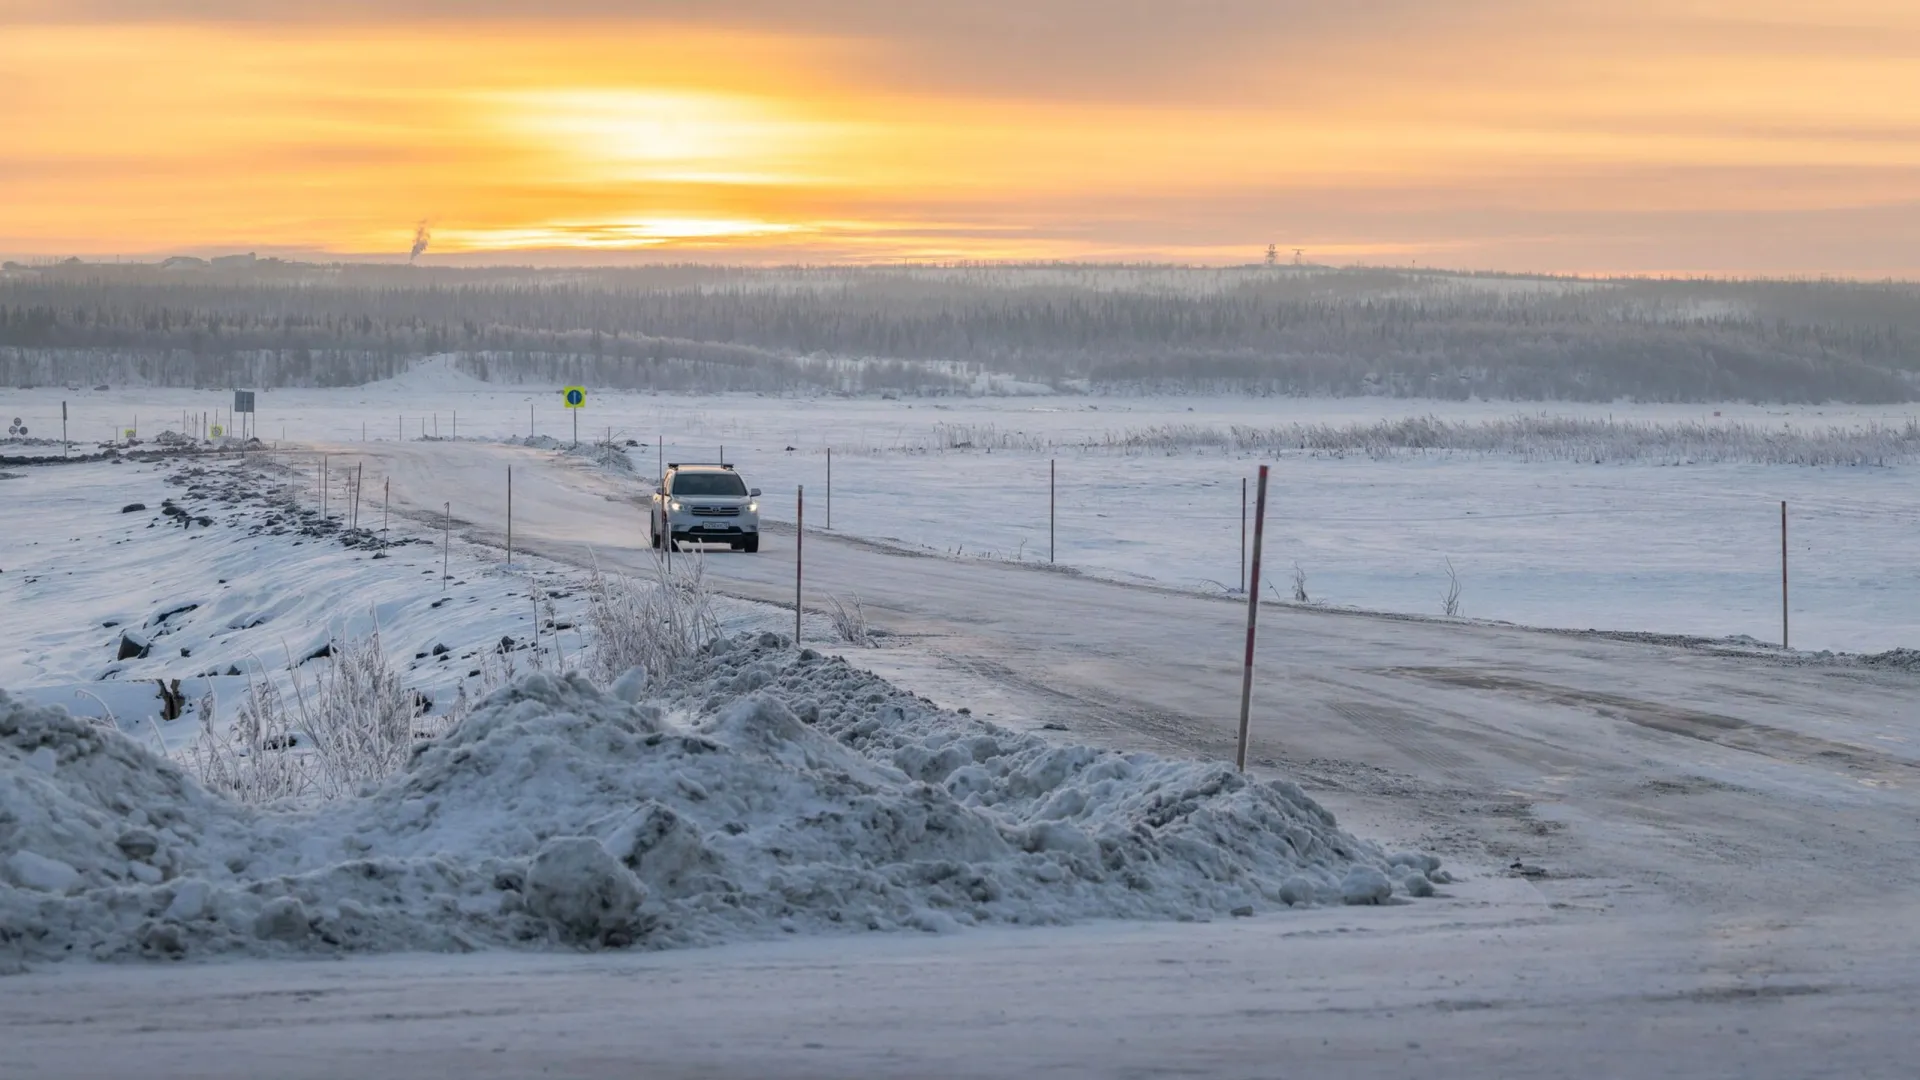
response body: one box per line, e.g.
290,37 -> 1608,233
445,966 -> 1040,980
0,634 -> 1439,966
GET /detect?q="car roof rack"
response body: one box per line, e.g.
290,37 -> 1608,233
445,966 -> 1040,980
666,462 -> 733,470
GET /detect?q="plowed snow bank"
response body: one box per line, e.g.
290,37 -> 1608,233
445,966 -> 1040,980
1,634 -> 1438,966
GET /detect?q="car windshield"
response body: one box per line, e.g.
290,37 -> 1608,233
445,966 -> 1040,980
672,472 -> 748,497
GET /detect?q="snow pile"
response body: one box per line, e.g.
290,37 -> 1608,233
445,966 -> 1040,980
511,434 -> 636,474
1,635 -> 1440,965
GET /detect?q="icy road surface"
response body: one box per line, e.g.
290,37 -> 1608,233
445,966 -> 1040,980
6,437 -> 1920,1078
331,437 -> 1920,915
11,894 -> 1920,1080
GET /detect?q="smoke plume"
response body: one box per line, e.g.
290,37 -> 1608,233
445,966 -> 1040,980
409,221 -> 431,263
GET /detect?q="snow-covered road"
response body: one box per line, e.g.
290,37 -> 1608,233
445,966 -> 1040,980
8,437 -> 1920,1078
332,438 -> 1920,916
12,892 -> 1920,1080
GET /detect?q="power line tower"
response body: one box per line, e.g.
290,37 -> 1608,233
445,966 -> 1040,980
1265,244 -> 1277,267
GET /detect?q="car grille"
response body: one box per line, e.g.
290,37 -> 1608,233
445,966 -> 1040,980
690,505 -> 740,517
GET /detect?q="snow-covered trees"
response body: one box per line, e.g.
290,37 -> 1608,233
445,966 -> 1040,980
5,262 -> 1917,402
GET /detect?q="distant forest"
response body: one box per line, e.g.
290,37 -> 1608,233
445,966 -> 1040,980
2,261 -> 1917,402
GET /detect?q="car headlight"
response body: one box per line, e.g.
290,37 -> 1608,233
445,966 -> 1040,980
669,500 -> 682,511
747,501 -> 758,513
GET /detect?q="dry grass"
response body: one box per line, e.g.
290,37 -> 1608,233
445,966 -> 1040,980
583,548 -> 721,685
827,593 -> 872,646
184,622 -> 439,805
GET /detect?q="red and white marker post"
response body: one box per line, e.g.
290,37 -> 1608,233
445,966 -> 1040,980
1235,465 -> 1270,772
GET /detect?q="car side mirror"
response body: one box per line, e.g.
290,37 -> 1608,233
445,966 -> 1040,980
749,488 -> 761,497
654,486 -> 666,497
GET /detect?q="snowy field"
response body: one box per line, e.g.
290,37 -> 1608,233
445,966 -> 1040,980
7,358 -> 1915,653
6,385 -> 1920,1076
0,453 -> 778,736
0,446 -> 1449,972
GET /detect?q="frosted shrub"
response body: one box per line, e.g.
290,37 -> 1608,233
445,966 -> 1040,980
828,593 -> 872,646
288,628 -> 434,797
584,550 -> 720,685
1441,558 -> 1463,617
185,674 -> 315,805
186,626 -> 437,805
441,648 -> 519,733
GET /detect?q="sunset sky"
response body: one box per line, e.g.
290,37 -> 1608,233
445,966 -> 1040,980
4,1 -> 1920,273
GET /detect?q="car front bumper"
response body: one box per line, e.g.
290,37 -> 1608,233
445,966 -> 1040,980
663,516 -> 760,538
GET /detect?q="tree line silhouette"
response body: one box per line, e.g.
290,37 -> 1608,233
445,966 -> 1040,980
2,262 -> 1916,401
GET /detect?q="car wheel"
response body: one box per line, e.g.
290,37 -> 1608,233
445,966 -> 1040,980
651,516 -> 662,549
742,535 -> 760,553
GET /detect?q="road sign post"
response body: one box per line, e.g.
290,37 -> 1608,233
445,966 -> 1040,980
563,386 -> 586,446
233,390 -> 255,442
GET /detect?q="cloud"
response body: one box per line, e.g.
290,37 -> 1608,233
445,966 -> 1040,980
0,1 -> 1527,102
6,2 -> 1920,272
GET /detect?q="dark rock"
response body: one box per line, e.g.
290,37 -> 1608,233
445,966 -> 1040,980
302,642 -> 332,663
116,632 -> 150,660
121,503 -> 146,513
156,678 -> 186,720
153,603 -> 198,624
116,830 -> 161,860
140,922 -> 186,957
1230,904 -> 1255,918
253,897 -> 310,943
430,643 -> 450,655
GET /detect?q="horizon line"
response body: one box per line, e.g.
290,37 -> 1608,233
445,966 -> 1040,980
6,254 -> 1920,287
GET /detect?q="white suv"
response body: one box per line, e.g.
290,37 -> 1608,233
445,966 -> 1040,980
652,463 -> 762,552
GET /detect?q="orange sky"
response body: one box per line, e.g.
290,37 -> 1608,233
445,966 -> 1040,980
5,1 -> 1920,273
